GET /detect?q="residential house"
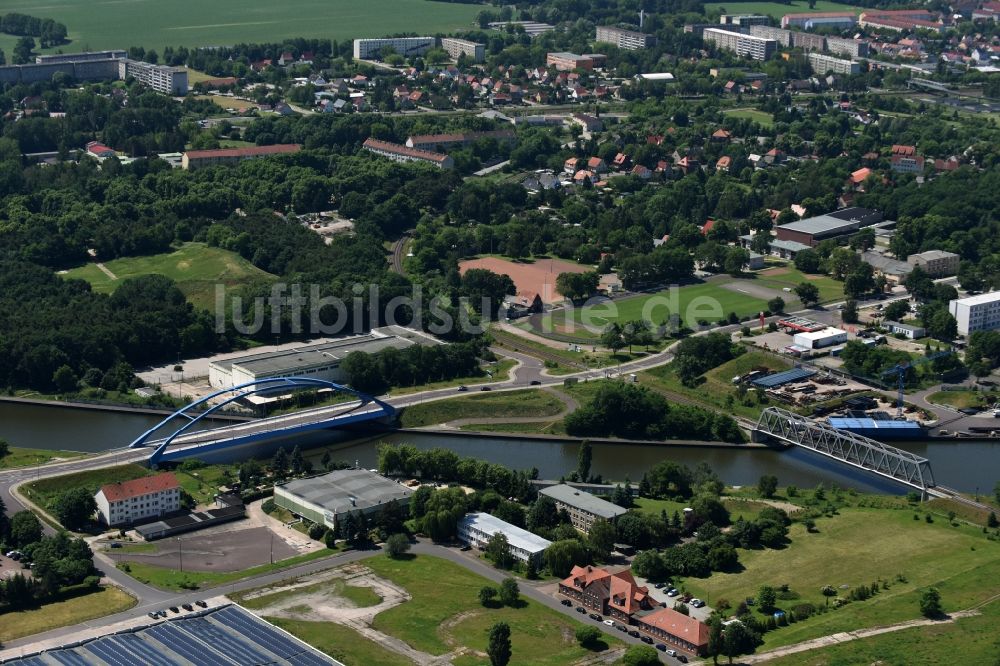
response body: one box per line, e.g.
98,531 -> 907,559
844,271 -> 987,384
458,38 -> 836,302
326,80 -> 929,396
587,156 -> 608,173
716,155 -> 732,172
95,472 -> 182,526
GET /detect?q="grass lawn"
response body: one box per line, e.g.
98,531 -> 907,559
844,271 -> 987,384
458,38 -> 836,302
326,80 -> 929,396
639,350 -> 792,419
398,389 -> 566,428
763,597 -> 1000,666
634,496 -> 777,522
387,359 -> 517,397
267,618 -> 413,666
678,506 -> 1000,650
0,0 -> 479,53
235,577 -> 381,610
366,554 -> 621,661
492,327 -> 648,369
198,95 -> 259,112
704,0 -> 862,20
751,266 -> 845,304
0,446 -> 87,469
459,419 -> 567,435
118,548 -> 336,591
0,585 -> 136,643
23,464 -> 150,514
723,108 -> 776,128
173,463 -> 238,506
62,242 -> 275,311
926,390 -> 991,410
547,282 -> 769,335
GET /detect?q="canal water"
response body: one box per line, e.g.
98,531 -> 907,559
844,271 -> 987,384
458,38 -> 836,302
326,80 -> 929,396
1,401 -> 997,493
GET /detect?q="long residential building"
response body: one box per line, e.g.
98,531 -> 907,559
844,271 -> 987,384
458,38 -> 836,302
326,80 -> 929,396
458,512 -> 551,565
182,144 -> 301,170
36,50 -> 127,64
362,138 -> 454,169
540,483 -> 627,533
119,59 -> 188,95
0,52 -> 186,94
719,14 -> 771,26
793,31 -> 827,52
635,607 -> 711,656
353,37 -> 434,60
949,292 -> 1000,336
781,12 -> 857,29
405,129 -> 515,151
825,35 -> 870,58
440,37 -> 485,63
749,25 -> 793,47
807,52 -> 861,75
859,9 -> 944,32
595,25 -> 656,50
95,472 -> 182,526
703,28 -> 778,61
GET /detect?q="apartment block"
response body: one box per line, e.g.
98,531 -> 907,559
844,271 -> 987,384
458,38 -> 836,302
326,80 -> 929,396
362,138 -> 454,169
540,484 -> 627,533
36,50 -> 127,64
353,37 -> 434,60
719,14 -> 771,26
595,25 -> 656,50
406,129 -> 515,151
825,36 -> 870,58
807,52 -> 861,75
440,37 -> 485,63
703,28 -> 778,61
793,31 -> 827,52
182,144 -> 301,170
119,59 -> 188,95
458,513 -> 551,565
749,25 -> 793,47
949,292 -> 1000,336
906,250 -> 960,277
781,12 -> 857,29
95,472 -> 181,526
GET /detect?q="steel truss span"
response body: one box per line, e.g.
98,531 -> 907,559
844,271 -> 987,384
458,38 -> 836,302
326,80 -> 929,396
755,407 -> 935,492
128,377 -> 395,465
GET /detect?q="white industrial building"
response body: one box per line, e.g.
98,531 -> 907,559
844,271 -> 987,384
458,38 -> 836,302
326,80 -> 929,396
94,472 -> 182,526
702,28 -> 778,61
208,327 -> 438,389
274,469 -> 414,531
793,327 -> 848,350
949,292 -> 1000,336
458,513 -> 552,565
353,37 -> 434,60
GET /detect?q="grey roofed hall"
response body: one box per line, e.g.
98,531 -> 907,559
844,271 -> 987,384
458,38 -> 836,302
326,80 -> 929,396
276,468 -> 413,516
540,483 -> 628,519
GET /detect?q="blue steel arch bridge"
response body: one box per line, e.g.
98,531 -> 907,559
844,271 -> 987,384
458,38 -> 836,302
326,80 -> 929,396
128,377 -> 395,466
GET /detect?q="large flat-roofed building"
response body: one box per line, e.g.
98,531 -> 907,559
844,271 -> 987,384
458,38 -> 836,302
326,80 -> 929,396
36,50 -> 127,64
808,52 -> 861,75
825,36 -> 870,58
793,31 -> 827,52
720,14 -> 772,26
487,20 -> 555,38
749,25 -> 793,46
859,9 -> 943,32
94,472 -> 181,526
781,11 -> 857,29
949,292 -> 1000,336
353,37 -> 434,60
547,52 -> 597,70
119,59 -> 188,94
702,28 -> 778,61
406,129 -> 515,151
275,468 -> 414,530
363,138 -> 455,169
6,604 -> 342,666
441,37 -> 486,62
775,207 -> 881,246
540,484 -> 627,533
595,25 -> 656,50
907,250 -> 960,277
208,327 -> 437,389
182,143 -> 300,170
458,512 -> 552,565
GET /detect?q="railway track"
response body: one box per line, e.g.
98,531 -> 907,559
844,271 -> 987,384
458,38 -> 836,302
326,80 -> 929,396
389,231 -> 411,274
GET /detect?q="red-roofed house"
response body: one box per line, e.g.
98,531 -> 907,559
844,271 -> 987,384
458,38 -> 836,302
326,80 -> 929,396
564,157 -> 580,173
85,141 -> 116,160
711,128 -> 732,142
891,144 -> 916,156
95,472 -> 181,526
636,607 -> 710,656
848,167 -> 872,191
716,155 -> 732,172
182,144 -> 302,170
559,565 -> 655,624
613,152 -> 630,169
631,164 -> 652,180
701,219 -> 716,235
587,156 -> 608,173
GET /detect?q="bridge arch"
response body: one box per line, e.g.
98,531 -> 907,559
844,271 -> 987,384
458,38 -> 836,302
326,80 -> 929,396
129,377 -> 394,465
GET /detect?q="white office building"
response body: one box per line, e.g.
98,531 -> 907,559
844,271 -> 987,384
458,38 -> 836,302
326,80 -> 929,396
458,513 -> 552,565
703,28 -> 778,61
94,472 -> 182,526
353,37 -> 434,60
949,292 -> 1000,336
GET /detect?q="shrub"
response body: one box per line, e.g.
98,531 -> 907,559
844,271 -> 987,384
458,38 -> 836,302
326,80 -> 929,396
261,499 -> 276,514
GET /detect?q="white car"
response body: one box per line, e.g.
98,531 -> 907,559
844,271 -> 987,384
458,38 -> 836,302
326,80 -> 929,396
603,619 -> 614,626
690,598 -> 706,608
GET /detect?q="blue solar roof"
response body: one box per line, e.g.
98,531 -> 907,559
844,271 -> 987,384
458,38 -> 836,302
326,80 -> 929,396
752,367 -> 816,388
828,418 -> 923,430
3,605 -> 342,666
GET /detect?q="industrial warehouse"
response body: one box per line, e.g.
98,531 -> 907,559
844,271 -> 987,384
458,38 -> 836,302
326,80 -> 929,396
274,468 -> 414,530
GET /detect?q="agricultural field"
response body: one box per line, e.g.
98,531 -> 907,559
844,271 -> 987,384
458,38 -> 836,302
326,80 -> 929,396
0,0 -> 480,53
62,242 -> 274,311
704,0 -> 863,20
677,499 -> 1000,650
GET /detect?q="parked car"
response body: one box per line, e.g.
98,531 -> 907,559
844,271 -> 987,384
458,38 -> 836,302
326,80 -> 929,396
628,630 -> 640,638
169,606 -> 180,614
603,619 -> 614,626
667,588 -> 679,597
666,649 -> 677,657
691,598 -> 705,608
616,624 -> 628,632
641,635 -> 653,644
561,599 -> 572,606
576,606 -> 586,614
655,643 -> 667,652
182,603 -> 193,611
195,600 -> 207,608
654,582 -> 665,589
529,380 -> 541,385
677,655 -> 688,663
110,542 -> 122,549
147,612 -> 158,619
588,613 -> 602,621
460,545 -> 471,551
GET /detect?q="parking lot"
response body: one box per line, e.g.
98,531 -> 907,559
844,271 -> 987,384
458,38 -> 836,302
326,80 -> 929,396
107,526 -> 300,573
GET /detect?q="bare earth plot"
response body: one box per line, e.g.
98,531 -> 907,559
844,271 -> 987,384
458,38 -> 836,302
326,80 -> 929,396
459,257 -> 589,304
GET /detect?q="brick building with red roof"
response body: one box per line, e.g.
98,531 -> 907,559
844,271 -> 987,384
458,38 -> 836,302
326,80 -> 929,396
94,472 -> 181,526
181,144 -> 301,170
559,565 -> 655,624
635,606 -> 711,655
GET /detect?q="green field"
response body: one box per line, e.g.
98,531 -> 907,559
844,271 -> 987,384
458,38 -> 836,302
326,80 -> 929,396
398,389 -> 567,428
677,504 -> 1000,650
366,555 -> 621,662
267,619 -> 414,666
0,586 -> 136,643
63,242 -> 274,311
753,266 -> 844,304
0,446 -> 87,470
23,464 -> 151,516
705,0 -> 862,20
723,108 -> 776,128
0,0 -> 479,53
387,359 -> 517,397
926,390 -> 992,411
235,577 -> 382,610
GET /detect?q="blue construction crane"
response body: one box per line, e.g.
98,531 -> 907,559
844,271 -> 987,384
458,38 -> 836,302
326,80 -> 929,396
881,350 -> 953,419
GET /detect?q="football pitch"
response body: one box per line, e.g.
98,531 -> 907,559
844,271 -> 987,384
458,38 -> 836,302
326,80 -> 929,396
0,0 -> 480,54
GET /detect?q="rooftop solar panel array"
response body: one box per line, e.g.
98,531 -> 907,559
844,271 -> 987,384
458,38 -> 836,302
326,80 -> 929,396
3,605 -> 342,666
751,367 -> 816,388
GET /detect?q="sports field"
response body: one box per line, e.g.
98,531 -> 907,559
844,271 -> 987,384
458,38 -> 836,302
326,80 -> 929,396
704,0 -> 862,20
723,108 -> 775,128
62,242 -> 274,311
0,0 -> 480,54
459,256 -> 590,304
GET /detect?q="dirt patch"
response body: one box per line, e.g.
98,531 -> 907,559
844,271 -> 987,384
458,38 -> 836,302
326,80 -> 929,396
720,280 -> 790,301
805,275 -> 825,280
459,256 -> 589,304
760,267 -> 791,276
